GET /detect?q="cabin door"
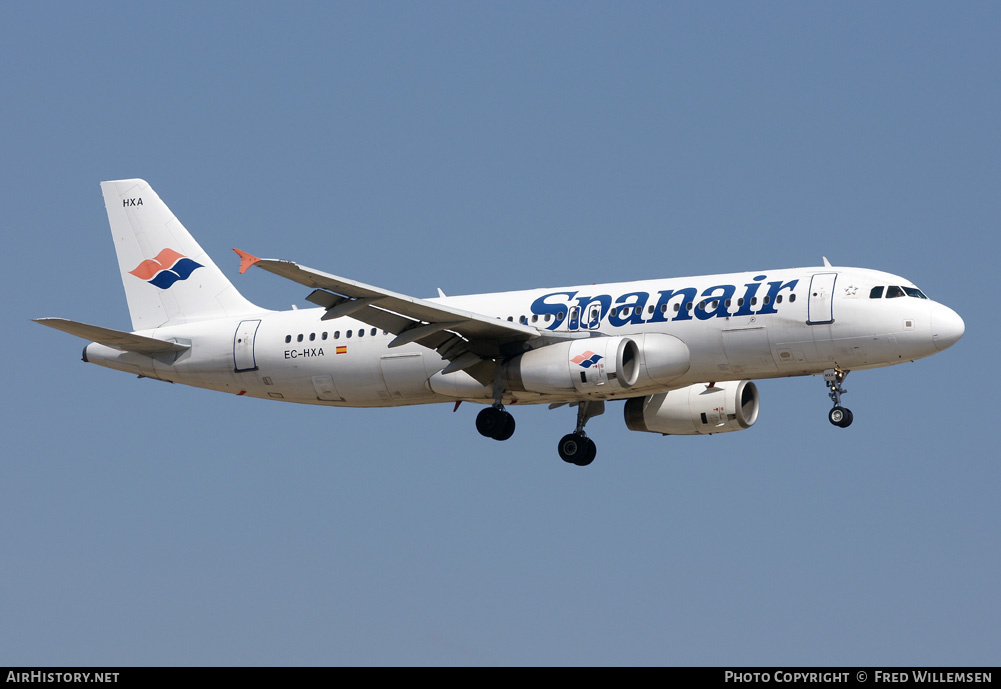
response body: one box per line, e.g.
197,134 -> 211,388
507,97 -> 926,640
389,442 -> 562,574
233,320 -> 261,372
807,273 -> 838,325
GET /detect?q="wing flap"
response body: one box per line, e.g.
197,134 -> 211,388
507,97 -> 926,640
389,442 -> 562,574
35,318 -> 190,354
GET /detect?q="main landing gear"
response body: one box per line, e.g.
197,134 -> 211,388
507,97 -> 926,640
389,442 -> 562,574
476,405 -> 516,441
474,399 -> 604,467
557,401 -> 604,467
825,367 -> 853,428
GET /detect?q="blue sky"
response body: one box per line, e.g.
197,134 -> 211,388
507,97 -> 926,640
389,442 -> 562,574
2,2 -> 998,666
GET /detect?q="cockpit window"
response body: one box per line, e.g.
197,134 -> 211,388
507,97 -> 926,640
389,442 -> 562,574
870,285 -> 927,299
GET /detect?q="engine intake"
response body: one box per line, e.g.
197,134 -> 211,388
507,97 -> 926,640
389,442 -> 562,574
624,380 -> 759,435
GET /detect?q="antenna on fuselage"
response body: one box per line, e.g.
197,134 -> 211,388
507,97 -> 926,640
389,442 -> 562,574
823,257 -> 832,267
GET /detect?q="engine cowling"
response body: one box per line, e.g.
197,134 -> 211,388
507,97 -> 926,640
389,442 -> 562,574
506,336 -> 640,395
623,380 -> 759,435
628,333 -> 691,386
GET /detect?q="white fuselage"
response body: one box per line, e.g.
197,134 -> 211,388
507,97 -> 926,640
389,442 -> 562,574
82,266 -> 964,409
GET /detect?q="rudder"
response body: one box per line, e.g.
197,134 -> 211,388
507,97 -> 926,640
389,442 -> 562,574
101,179 -> 261,329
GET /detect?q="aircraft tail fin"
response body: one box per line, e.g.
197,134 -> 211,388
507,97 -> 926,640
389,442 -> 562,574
101,179 -> 262,330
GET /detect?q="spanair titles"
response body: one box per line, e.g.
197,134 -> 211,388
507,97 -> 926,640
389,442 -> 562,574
530,274 -> 800,331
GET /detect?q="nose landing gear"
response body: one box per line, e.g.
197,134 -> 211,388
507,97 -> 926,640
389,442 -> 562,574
825,367 -> 853,428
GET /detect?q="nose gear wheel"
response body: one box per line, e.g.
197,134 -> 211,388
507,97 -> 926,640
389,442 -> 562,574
824,367 -> 853,428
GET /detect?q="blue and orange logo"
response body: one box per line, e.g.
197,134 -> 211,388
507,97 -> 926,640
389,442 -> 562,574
129,248 -> 202,289
571,351 -> 603,368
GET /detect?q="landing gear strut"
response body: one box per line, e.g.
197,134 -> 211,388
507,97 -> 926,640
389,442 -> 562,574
558,401 -> 603,466
476,405 -> 515,441
477,377 -> 516,441
824,367 -> 853,428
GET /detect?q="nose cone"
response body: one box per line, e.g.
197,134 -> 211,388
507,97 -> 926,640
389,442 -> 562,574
932,304 -> 965,351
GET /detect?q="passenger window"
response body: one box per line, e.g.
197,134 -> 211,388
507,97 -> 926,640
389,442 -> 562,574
297,334 -> 303,342
776,295 -> 782,304
371,328 -> 377,336
334,331 -> 340,339
346,330 -> 352,338
870,286 -> 884,299
285,335 -> 291,344
886,286 -> 904,298
519,315 -> 527,324
321,332 -> 327,340
790,294 -> 796,302
358,329 -> 364,337
309,333 -> 315,341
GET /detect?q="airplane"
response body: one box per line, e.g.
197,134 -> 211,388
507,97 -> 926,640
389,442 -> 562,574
36,179 -> 965,466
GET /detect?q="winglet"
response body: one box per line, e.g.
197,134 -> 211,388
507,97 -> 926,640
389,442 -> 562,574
234,248 -> 261,274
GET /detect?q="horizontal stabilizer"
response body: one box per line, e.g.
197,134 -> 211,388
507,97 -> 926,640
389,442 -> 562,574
34,318 -> 190,354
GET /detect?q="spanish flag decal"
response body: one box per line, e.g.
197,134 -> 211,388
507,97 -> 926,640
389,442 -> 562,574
336,346 -> 348,354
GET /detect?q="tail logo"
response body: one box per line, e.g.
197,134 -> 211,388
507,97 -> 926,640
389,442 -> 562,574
571,350 -> 603,368
129,248 -> 203,290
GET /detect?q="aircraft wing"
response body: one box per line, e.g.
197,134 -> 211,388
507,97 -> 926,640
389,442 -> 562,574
34,318 -> 190,354
235,249 -> 549,383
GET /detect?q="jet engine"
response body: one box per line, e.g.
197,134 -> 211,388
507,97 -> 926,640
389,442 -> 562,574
623,380 -> 759,435
628,333 -> 691,386
506,336 -> 641,395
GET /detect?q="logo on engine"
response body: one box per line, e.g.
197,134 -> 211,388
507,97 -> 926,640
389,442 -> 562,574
571,351 -> 603,368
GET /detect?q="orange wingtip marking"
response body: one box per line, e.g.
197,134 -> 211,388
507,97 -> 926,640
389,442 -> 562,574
233,248 -> 261,274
